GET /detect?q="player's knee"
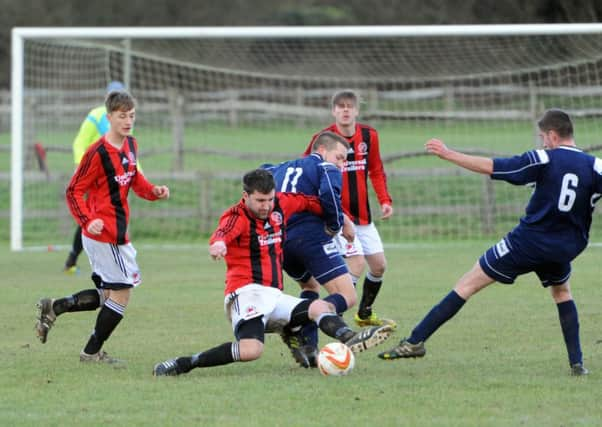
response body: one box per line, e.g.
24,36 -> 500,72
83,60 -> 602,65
347,256 -> 366,276
342,291 -> 357,308
338,281 -> 357,307
308,299 -> 335,320
370,264 -> 386,277
334,288 -> 357,308
236,315 -> 265,361
366,255 -> 387,276
550,282 -> 572,303
238,338 -> 264,361
324,274 -> 357,307
108,288 -> 131,307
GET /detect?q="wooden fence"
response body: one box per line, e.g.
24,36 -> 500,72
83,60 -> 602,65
4,84 -> 602,133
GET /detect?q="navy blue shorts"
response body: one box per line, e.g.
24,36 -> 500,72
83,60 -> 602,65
283,235 -> 348,285
479,237 -> 571,287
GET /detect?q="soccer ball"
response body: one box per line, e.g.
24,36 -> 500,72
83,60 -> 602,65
317,342 -> 355,376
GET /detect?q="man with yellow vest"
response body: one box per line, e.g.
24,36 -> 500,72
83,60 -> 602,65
64,81 -> 126,273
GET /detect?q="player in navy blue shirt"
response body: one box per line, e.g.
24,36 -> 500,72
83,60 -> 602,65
263,131 -> 361,366
269,134 -> 347,242
378,109 -> 598,375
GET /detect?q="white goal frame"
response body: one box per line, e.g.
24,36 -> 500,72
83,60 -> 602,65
11,23 -> 602,250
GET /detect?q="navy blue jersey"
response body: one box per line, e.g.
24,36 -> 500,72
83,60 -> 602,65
492,146 -> 602,260
263,153 -> 344,239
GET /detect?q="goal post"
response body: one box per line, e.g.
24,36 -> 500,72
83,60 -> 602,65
10,24 -> 602,250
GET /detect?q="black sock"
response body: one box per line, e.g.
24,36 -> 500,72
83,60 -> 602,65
358,273 -> 383,318
65,227 -> 83,267
190,342 -> 238,369
83,300 -> 124,355
317,313 -> 354,342
53,289 -> 101,315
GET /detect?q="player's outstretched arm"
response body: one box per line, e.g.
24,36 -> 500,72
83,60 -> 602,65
425,138 -> 493,175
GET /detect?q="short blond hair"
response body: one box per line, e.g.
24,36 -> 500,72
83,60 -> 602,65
331,90 -> 359,108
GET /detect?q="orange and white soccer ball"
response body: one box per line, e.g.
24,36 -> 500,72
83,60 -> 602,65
317,342 -> 355,376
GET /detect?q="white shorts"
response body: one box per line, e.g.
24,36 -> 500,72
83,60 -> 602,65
82,235 -> 142,288
224,284 -> 303,333
335,222 -> 384,257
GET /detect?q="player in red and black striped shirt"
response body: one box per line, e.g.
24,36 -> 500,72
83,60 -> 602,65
152,169 -> 393,375
210,169 -> 325,294
304,90 -> 395,329
35,90 -> 170,364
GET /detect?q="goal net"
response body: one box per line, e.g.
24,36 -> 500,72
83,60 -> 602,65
9,25 -> 602,250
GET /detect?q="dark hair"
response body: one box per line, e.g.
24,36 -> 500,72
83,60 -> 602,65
312,131 -> 350,152
331,89 -> 359,108
243,169 -> 275,194
537,109 -> 574,139
105,90 -> 136,113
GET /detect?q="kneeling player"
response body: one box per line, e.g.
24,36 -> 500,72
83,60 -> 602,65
153,169 -> 393,375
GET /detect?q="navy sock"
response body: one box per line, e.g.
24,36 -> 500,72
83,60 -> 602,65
324,293 -> 348,315
557,300 -> 582,365
299,290 -> 320,348
408,290 -> 466,344
300,290 -> 319,300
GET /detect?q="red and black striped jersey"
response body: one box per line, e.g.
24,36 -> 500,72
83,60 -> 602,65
210,192 -> 322,294
66,135 -> 157,244
305,123 -> 392,225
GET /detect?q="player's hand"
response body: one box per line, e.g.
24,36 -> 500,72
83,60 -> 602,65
341,214 -> 355,242
380,204 -> 393,220
153,185 -> 170,199
209,241 -> 227,260
324,226 -> 338,237
86,219 -> 104,235
425,138 -> 453,159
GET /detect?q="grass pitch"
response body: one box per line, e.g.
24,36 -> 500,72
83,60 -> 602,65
1,243 -> 601,426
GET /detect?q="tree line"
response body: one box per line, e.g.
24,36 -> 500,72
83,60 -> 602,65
1,0 -> 601,88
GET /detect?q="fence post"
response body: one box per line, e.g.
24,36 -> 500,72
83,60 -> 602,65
168,89 -> 185,172
444,85 -> 455,126
198,172 -> 212,234
480,176 -> 495,235
529,83 -> 539,147
295,85 -> 305,128
227,89 -> 238,127
0,89 -> 8,130
367,88 -> 378,123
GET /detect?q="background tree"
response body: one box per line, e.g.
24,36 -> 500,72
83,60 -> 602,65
1,0 -> 600,88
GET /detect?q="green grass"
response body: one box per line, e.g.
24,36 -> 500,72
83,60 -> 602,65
1,243 -> 601,426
